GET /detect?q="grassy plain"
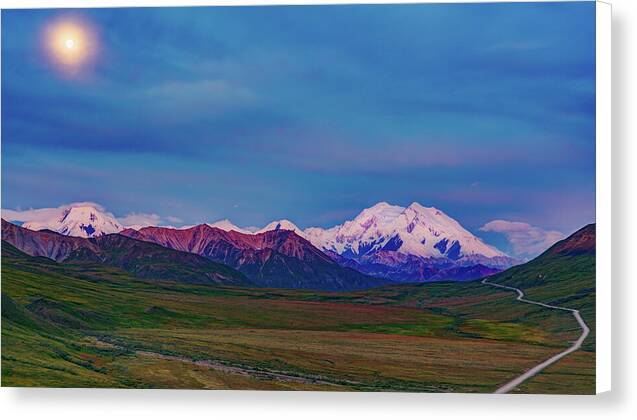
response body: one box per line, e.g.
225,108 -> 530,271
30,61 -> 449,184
1,242 -> 594,393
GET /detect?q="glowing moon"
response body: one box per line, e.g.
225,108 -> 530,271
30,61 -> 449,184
43,16 -> 98,75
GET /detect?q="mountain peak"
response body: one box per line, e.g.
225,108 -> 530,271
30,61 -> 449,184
304,201 -> 507,260
59,205 -> 102,223
357,202 -> 405,225
406,201 -> 437,213
369,201 -> 393,208
207,219 -> 251,234
365,201 -> 401,212
23,204 -> 122,238
256,219 -> 302,235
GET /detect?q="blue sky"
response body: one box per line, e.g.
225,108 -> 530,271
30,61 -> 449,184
1,3 -> 595,256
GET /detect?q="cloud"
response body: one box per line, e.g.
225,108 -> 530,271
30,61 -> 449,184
93,211 -> 182,228
483,41 -> 546,53
480,220 -> 564,257
2,201 -> 108,223
118,212 -> 162,228
142,79 -> 257,121
165,215 -> 183,224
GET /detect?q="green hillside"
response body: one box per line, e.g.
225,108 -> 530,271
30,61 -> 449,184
486,224 -> 595,351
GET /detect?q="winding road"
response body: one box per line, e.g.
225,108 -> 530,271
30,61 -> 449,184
481,278 -> 590,394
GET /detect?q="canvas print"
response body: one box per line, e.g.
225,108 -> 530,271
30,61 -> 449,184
0,2 -> 596,394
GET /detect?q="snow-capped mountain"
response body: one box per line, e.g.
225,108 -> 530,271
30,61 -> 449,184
22,205 -> 123,238
250,202 -> 516,282
304,201 -> 506,261
207,219 -> 253,234
255,219 -> 303,235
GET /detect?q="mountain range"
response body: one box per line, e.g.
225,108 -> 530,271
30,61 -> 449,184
120,224 -> 388,290
3,201 -> 520,283
2,219 -> 386,291
1,219 -> 249,286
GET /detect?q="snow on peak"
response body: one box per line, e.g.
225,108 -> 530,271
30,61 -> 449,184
23,204 -> 123,238
366,201 -> 394,210
406,202 -> 435,213
206,219 -> 252,234
303,201 -> 506,260
256,219 -> 303,235
355,202 -> 405,226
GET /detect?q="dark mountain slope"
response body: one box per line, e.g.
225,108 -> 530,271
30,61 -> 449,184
329,249 -> 505,283
1,240 -> 34,259
2,219 -> 91,261
545,224 -> 595,257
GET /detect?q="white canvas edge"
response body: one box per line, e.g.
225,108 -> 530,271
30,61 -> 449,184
595,0 -> 611,395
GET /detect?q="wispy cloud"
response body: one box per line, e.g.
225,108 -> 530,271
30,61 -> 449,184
143,79 -> 257,120
483,41 -> 546,53
118,212 -> 162,228
165,215 -> 184,224
479,220 -> 564,258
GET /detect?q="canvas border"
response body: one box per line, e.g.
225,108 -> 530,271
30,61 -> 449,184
595,0 -> 612,395
0,0 -> 610,396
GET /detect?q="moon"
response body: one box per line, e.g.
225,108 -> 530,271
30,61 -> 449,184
43,16 -> 98,76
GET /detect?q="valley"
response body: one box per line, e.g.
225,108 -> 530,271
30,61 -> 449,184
1,225 -> 595,393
